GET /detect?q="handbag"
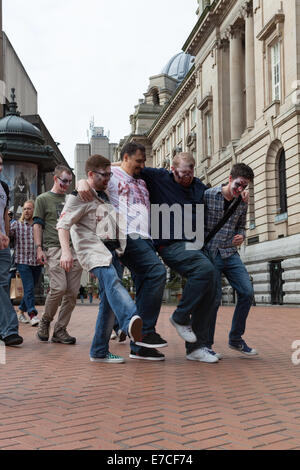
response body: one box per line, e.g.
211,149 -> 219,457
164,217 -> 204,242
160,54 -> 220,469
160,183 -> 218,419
10,273 -> 24,300
203,195 -> 242,247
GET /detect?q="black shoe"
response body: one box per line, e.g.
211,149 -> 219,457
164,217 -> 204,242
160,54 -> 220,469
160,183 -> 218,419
136,332 -> 168,349
3,334 -> 23,347
129,347 -> 165,361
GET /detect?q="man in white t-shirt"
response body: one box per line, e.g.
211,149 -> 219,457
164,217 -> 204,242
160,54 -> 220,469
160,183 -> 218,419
78,143 -> 167,361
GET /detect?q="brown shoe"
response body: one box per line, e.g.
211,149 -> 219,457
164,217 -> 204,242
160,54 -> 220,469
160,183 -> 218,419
37,317 -> 50,342
51,328 -> 76,345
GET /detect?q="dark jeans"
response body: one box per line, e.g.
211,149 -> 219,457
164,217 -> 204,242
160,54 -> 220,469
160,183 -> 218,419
119,236 -> 166,353
0,248 -> 19,339
207,252 -> 254,347
160,242 -> 217,354
16,264 -> 42,315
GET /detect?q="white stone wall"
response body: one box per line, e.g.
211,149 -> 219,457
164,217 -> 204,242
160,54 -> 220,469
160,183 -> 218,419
3,33 -> 37,115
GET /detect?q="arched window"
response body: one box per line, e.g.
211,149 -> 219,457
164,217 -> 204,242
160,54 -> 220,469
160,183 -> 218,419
278,149 -> 287,214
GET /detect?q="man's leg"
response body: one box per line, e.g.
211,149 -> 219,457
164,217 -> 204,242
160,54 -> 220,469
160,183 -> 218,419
223,253 -> 254,343
0,248 -> 20,341
206,253 -> 224,348
120,237 -> 166,354
54,255 -> 82,333
37,248 -> 68,342
90,263 -> 140,359
160,242 -> 217,354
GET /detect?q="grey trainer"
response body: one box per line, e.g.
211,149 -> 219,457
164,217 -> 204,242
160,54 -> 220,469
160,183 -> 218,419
37,317 -> 51,342
51,328 -> 76,345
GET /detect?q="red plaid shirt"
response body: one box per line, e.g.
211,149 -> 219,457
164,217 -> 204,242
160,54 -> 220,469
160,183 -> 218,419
10,220 -> 40,266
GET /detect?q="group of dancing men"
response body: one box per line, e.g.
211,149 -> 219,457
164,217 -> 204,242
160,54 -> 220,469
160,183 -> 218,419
0,142 -> 258,364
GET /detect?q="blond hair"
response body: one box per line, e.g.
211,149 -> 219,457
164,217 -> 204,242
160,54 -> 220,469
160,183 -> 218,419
20,200 -> 35,223
172,152 -> 195,169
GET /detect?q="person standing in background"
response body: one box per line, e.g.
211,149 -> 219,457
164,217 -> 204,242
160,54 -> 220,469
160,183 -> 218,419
10,200 -> 42,326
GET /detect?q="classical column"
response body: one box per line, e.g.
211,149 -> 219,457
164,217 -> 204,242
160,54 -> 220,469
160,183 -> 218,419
229,26 -> 244,141
244,2 -> 256,129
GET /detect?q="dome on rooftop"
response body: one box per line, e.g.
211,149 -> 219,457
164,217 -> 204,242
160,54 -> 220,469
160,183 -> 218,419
162,52 -> 194,83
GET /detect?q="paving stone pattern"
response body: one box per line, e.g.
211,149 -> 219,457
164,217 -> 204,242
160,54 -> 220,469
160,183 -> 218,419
1,304 -> 300,450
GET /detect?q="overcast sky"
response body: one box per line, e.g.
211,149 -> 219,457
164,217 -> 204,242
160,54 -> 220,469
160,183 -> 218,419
3,0 -> 197,167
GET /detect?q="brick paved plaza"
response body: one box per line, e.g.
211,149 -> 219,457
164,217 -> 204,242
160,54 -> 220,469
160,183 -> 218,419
1,303 -> 300,451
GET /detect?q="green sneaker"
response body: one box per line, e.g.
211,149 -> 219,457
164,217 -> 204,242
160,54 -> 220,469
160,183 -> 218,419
90,352 -> 125,364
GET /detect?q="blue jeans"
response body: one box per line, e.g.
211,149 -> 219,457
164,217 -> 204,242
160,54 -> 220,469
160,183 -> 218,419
90,261 -> 138,358
119,236 -> 166,353
0,248 -> 19,339
16,264 -> 42,315
207,252 -> 254,347
160,242 -> 217,354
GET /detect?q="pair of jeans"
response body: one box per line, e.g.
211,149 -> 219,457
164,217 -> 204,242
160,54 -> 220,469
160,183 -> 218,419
90,261 -> 138,358
0,248 -> 19,339
119,236 -> 166,353
16,264 -> 42,315
207,252 -> 254,347
160,242 -> 217,354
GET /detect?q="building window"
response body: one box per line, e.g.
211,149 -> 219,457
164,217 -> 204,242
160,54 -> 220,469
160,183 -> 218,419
205,112 -> 213,157
190,107 -> 197,128
166,137 -> 170,156
249,182 -> 255,229
271,42 -> 281,101
278,149 -> 287,214
177,123 -> 183,143
152,89 -> 160,106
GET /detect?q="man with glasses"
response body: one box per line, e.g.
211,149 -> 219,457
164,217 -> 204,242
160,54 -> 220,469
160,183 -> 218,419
78,143 -> 167,361
33,165 -> 82,345
204,163 -> 257,356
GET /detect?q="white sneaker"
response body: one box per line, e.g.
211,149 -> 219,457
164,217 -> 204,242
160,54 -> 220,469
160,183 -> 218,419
18,313 -> 29,324
30,316 -> 40,327
127,315 -> 143,343
110,331 -> 117,340
206,348 -> 223,360
187,347 -> 219,363
169,316 -> 197,343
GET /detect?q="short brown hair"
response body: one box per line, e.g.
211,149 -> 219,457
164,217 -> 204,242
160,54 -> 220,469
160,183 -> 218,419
172,152 -> 195,169
54,165 -> 72,178
230,163 -> 254,182
85,155 -> 111,175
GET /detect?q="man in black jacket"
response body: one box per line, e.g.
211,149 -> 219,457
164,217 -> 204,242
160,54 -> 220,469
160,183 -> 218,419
0,154 -> 23,346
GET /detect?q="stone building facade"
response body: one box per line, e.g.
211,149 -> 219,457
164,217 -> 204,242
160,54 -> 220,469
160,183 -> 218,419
118,0 -> 300,305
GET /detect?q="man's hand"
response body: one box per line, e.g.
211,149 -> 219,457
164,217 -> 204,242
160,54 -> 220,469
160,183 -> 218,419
60,250 -> 74,273
77,179 -> 94,202
241,190 -> 249,203
0,232 -> 9,250
36,246 -> 47,265
232,235 -> 245,247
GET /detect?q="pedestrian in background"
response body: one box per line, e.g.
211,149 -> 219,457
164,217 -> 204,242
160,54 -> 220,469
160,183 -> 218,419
10,200 -> 42,326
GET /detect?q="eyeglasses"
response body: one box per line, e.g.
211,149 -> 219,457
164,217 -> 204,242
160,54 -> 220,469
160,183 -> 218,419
234,182 -> 248,191
92,171 -> 113,179
57,177 -> 73,185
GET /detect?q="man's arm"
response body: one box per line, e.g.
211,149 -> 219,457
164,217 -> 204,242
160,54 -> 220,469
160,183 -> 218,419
4,209 -> 9,236
77,180 -> 94,202
0,231 -> 9,250
233,208 -> 247,247
56,194 -> 87,271
33,223 -> 47,264
58,229 -> 73,273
